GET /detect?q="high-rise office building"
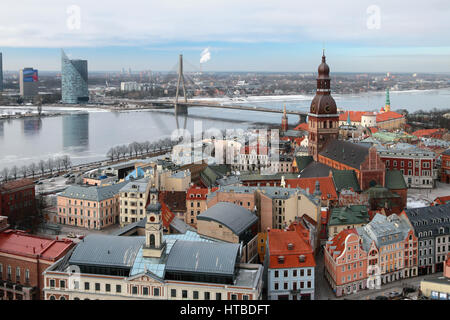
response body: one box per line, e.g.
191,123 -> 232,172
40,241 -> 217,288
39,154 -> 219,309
0,52 -> 3,92
61,49 -> 89,104
19,68 -> 39,98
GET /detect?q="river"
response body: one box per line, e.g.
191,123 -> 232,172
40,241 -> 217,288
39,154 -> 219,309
1,88 -> 449,171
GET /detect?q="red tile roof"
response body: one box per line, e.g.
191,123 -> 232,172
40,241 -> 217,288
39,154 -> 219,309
339,111 -> 366,123
0,178 -> 35,192
412,128 -> 446,138
285,176 -> 338,201
294,123 -> 309,131
186,186 -> 218,201
268,222 -> 315,269
376,111 -> 404,123
0,230 -> 74,260
328,228 -> 358,257
434,195 -> 450,205
369,127 -> 379,134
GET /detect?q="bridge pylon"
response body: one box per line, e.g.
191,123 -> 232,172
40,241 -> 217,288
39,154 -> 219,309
175,54 -> 188,115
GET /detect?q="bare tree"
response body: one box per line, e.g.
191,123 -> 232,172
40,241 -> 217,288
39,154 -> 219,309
11,165 -> 18,180
46,158 -> 54,175
61,155 -> 71,171
28,163 -> 37,178
38,160 -> 46,176
127,144 -> 134,157
143,141 -> 151,154
56,157 -> 63,173
1,167 -> 9,182
107,148 -> 115,161
20,165 -> 28,178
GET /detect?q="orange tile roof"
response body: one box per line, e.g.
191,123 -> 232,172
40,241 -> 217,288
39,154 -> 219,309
268,222 -> 315,269
294,123 -> 309,131
339,111 -> 365,123
376,111 -> 404,123
434,195 -> 450,205
285,176 -> 338,201
328,228 -> 358,257
412,128 -> 446,138
186,185 -> 216,200
369,127 -> 379,134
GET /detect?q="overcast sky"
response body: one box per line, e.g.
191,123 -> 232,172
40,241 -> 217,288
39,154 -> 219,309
1,0 -> 450,72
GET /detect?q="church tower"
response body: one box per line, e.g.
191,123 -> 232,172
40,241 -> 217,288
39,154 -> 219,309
142,186 -> 166,259
281,104 -> 288,132
384,88 -> 391,112
308,51 -> 339,161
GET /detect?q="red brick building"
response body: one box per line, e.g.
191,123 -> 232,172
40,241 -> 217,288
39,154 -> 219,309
0,216 -> 74,300
318,141 -> 386,191
307,52 -> 339,161
441,149 -> 450,184
0,178 -> 36,228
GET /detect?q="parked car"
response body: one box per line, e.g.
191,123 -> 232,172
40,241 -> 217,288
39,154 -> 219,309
375,295 -> 388,300
63,173 -> 70,178
49,178 -> 55,182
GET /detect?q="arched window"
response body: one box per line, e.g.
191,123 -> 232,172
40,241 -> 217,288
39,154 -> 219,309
150,234 -> 155,247
49,295 -> 56,300
60,296 -> 66,300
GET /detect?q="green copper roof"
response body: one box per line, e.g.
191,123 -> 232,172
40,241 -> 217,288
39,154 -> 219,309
328,205 -> 370,226
385,88 -> 390,106
295,156 -> 314,172
385,169 -> 407,190
332,169 -> 361,193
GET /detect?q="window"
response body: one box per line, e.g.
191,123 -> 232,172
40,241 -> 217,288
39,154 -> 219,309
84,282 -> 90,290
154,288 -> 160,296
231,294 -> 238,300
204,292 -> 210,300
116,284 -> 121,293
182,290 -> 188,298
95,283 -> 100,291
143,287 -> 149,295
274,270 -> 279,278
284,270 -> 288,277
216,292 -> 222,300
106,284 -> 111,292
307,269 -> 312,276
171,289 -> 177,298
60,280 -> 66,289
132,286 -> 138,294
193,291 -> 199,299
50,279 -> 56,288
274,283 -> 279,290
25,269 -> 30,283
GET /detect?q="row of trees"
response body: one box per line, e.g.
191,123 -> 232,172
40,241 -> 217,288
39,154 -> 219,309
1,155 -> 72,182
106,138 -> 177,161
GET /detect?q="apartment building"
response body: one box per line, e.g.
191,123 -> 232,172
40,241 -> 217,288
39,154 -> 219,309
377,144 -> 437,188
119,178 -> 151,227
265,221 -> 315,300
57,182 -> 127,230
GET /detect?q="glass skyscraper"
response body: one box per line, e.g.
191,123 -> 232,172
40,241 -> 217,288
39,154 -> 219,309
61,49 -> 89,104
0,52 -> 3,92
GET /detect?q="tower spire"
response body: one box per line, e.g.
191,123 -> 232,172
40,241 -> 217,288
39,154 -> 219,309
385,87 -> 391,112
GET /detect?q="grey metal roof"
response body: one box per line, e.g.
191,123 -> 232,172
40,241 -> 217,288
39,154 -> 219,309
59,181 -> 128,202
404,203 -> 450,237
356,213 -> 412,251
320,140 -> 370,170
119,178 -> 149,193
299,161 -> 333,178
198,202 -> 258,236
165,240 -> 240,276
68,234 -> 144,268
